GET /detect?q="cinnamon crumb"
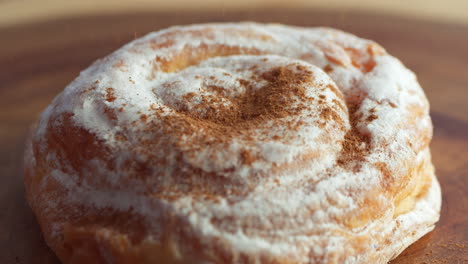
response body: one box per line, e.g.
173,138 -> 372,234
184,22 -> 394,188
367,114 -> 378,122
103,107 -> 117,121
320,107 -> 341,123
105,87 -> 117,102
140,114 -> 148,123
326,84 -> 344,101
183,92 -> 197,101
333,99 -> 345,112
249,65 -> 258,70
296,65 -> 305,71
241,149 -> 256,165
80,86 -> 97,95
115,133 -> 128,142
323,64 -> 333,73
239,79 -> 250,88
206,85 -> 226,95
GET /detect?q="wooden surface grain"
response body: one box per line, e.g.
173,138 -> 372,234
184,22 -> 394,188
2,0 -> 468,27
0,10 -> 467,264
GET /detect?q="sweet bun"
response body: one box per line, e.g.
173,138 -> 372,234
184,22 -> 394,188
24,23 -> 441,263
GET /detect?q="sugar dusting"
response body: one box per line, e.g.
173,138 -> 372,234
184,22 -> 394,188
25,23 -> 440,263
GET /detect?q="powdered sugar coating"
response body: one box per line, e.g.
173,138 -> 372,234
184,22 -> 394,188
24,23 -> 440,263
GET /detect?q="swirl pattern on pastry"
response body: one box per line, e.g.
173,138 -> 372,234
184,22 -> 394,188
24,23 -> 441,264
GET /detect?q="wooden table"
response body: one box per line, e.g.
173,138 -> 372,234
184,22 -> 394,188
1,10 -> 467,263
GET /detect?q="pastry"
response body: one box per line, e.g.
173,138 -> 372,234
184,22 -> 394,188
23,23 -> 441,263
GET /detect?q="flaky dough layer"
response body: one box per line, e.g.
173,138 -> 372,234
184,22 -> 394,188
24,23 -> 441,264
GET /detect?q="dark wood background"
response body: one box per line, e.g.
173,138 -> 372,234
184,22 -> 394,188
0,10 -> 467,264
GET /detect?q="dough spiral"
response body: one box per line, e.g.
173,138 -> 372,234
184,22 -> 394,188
24,23 -> 441,264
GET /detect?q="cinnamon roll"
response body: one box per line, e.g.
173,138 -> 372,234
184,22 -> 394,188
24,23 -> 441,264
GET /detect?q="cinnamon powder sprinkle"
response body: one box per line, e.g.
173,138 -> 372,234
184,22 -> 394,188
140,114 -> 148,123
241,150 -> 256,165
336,103 -> 371,171
105,87 -> 117,102
367,114 -> 378,122
320,107 -> 341,122
179,66 -> 311,127
323,64 -> 333,73
103,107 -> 117,121
147,66 -> 315,166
